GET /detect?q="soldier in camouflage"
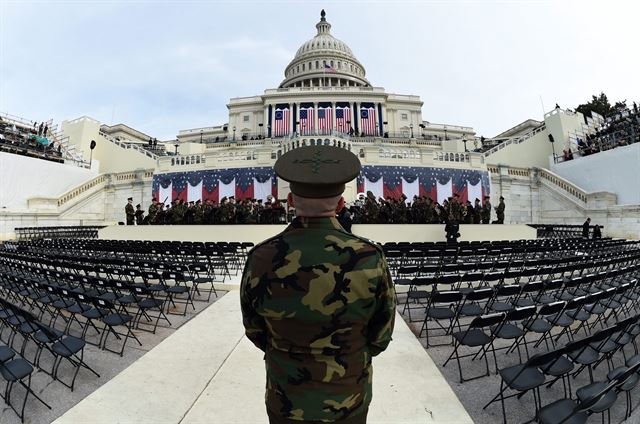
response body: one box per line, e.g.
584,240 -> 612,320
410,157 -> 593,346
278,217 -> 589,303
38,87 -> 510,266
241,146 -> 395,424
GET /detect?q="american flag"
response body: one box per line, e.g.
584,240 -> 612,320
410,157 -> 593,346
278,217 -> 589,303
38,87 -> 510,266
335,107 -> 351,133
318,107 -> 333,134
355,165 -> 492,202
299,107 -> 314,135
152,167 -> 278,202
323,63 -> 336,73
274,108 -> 290,137
360,107 -> 377,136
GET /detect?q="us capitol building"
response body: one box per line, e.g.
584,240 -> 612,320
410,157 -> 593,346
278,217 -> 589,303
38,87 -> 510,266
156,10 -> 486,201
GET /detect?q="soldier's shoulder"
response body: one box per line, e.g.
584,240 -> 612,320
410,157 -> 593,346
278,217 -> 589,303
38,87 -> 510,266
246,231 -> 287,256
338,230 -> 385,256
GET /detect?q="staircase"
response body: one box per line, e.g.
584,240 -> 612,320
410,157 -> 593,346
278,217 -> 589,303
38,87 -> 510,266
482,125 -> 546,157
98,129 -> 160,160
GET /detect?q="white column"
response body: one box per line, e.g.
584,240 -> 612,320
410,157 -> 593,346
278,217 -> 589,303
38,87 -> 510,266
331,102 -> 336,132
314,102 -> 319,135
263,105 -> 268,137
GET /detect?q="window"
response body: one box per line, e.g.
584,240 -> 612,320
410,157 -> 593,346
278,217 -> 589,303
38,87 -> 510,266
316,60 -> 319,69
302,63 -> 305,71
243,115 -> 249,122
401,113 -> 408,120
296,65 -> 299,73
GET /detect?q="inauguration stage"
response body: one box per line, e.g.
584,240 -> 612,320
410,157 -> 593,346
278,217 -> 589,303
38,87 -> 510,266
99,223 -> 537,244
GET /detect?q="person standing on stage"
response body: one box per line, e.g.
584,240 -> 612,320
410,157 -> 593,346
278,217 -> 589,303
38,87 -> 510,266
582,217 -> 591,238
481,196 -> 492,224
494,196 -> 506,224
125,197 -> 135,225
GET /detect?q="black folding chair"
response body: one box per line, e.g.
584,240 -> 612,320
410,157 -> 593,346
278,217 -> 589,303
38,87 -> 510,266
93,298 -> 141,356
443,313 -> 505,382
484,348 -> 559,424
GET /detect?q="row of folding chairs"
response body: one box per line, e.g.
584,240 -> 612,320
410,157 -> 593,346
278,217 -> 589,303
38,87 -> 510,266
482,315 -> 640,423
0,298 -> 100,422
401,261 -> 640,321
0,254 -> 221,303
417,271 -> 640,348
0,276 -> 144,357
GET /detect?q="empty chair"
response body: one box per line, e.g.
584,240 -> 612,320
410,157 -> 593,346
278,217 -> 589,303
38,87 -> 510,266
443,313 -> 505,382
420,290 -> 463,347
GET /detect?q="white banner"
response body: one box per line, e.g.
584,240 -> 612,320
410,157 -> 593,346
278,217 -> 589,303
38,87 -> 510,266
187,181 -> 203,203
159,182 -> 172,207
436,178 -> 452,204
218,177 -> 236,201
253,177 -> 272,202
401,177 -> 419,204
364,177 -> 384,200
467,180 -> 482,204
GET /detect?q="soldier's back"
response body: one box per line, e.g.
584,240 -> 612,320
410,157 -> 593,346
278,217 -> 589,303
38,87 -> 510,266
241,216 -> 394,422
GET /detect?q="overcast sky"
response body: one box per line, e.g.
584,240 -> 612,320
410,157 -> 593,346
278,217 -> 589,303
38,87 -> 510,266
1,0 -> 638,140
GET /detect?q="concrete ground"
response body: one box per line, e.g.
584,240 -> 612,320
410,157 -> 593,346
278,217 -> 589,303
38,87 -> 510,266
0,290 -> 227,424
55,290 -> 473,424
400,299 -> 640,424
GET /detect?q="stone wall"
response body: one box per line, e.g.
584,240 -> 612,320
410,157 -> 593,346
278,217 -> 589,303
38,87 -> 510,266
0,169 -> 153,240
489,165 -> 639,239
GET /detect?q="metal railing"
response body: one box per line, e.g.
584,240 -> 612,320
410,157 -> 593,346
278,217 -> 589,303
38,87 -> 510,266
483,125 -> 546,157
98,130 -> 160,160
14,226 -> 106,240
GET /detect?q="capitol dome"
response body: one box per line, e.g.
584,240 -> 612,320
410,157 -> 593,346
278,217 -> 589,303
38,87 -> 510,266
279,10 -> 371,88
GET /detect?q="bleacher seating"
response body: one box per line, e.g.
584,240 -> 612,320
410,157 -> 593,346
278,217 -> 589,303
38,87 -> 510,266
0,117 -> 64,164
391,237 -> 640,423
572,108 -> 640,158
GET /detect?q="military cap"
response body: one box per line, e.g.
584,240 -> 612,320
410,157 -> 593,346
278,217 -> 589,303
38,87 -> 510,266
127,197 -> 133,201
275,146 -> 361,198
136,204 -> 141,208
499,196 -> 505,200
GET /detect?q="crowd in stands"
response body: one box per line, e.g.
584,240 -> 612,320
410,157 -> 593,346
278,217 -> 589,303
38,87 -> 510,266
572,102 -> 640,159
0,116 -> 63,163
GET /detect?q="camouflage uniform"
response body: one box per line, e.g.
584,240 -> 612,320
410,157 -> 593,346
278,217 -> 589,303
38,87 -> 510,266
240,216 -> 395,422
495,199 -> 506,224
482,199 -> 492,224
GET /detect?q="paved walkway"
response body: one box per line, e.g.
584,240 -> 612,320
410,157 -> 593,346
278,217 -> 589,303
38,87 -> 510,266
55,291 -> 472,424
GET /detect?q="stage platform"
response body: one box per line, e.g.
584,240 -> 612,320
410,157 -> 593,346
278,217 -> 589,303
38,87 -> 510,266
54,290 -> 472,424
99,223 -> 536,243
